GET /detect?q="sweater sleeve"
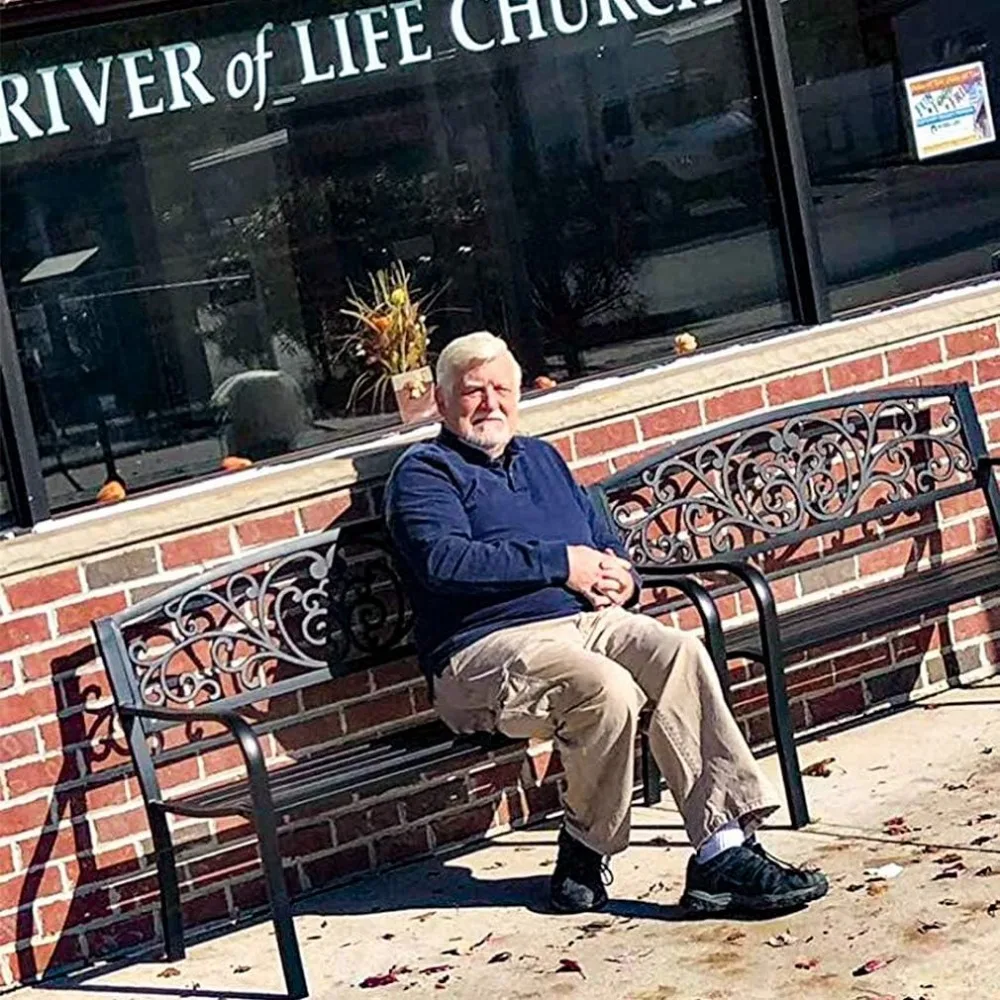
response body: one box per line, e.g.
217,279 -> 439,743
385,452 -> 570,595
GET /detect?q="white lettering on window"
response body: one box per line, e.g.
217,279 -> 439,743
36,66 -> 71,135
0,73 -> 43,143
331,14 -> 362,78
450,0 -> 495,52
118,49 -> 165,119
160,42 -> 215,110
549,0 -> 588,35
498,0 -> 549,45
392,1 -> 433,65
356,6 -> 391,73
63,57 -> 114,127
225,51 -> 254,98
292,19 -> 337,84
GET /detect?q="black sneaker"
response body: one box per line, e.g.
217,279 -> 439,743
681,843 -> 828,915
550,828 -> 611,914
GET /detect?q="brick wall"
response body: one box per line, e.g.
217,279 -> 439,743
3,317 -> 1000,985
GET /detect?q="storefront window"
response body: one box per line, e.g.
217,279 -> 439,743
785,0 -> 1000,313
1,0 -> 789,514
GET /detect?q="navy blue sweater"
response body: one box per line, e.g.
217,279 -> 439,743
384,429 -> 635,676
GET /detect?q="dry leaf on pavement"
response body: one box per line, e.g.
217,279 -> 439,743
557,958 -> 586,978
802,758 -> 836,777
852,956 -> 895,976
157,968 -> 181,979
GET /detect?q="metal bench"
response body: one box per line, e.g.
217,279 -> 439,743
93,516 -> 718,998
594,382 -> 1000,832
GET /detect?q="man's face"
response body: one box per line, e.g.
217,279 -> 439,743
437,354 -> 520,457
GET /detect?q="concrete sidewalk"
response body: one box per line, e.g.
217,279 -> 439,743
20,680 -> 1000,1000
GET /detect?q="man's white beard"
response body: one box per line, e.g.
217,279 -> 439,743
461,414 -> 511,456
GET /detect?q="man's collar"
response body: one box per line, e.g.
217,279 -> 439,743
439,427 -> 522,466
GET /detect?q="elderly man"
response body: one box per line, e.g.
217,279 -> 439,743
384,332 -> 828,915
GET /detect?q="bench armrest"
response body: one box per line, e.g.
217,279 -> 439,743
119,704 -> 268,797
634,568 -> 729,698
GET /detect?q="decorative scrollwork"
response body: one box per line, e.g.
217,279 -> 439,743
125,536 -> 412,707
606,396 -> 974,565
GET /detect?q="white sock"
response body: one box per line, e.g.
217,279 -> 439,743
696,819 -> 745,864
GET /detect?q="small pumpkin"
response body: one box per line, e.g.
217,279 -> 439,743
674,333 -> 698,355
96,480 -> 127,504
221,456 -> 253,472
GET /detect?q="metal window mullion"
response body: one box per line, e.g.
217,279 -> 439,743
0,272 -> 49,527
744,0 -> 830,326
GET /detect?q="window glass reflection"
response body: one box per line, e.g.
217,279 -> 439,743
1,0 -> 789,513
785,0 -> 1000,313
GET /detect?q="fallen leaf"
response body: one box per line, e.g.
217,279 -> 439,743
382,933 -> 395,940
853,957 -> 895,976
935,853 -> 963,865
649,836 -> 671,847
488,952 -> 512,964
988,900 -> 1000,917
795,957 -> 820,970
977,813 -> 998,822
157,968 -> 181,979
846,883 -> 866,892
971,835 -> 995,847
723,930 -> 747,944
932,869 -> 961,880
441,948 -> 461,956
360,969 -> 399,988
435,975 -> 450,989
557,958 -> 586,978
976,866 -> 998,877
420,965 -> 453,975
867,882 -> 890,896
982,747 -> 993,755
803,758 -> 836,777
917,921 -> 944,934
765,932 -> 797,948
470,932 -> 493,951
939,898 -> 959,906
944,782 -> 969,791
233,965 -> 251,974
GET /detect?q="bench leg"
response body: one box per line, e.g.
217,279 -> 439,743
149,805 -> 185,962
254,809 -> 308,999
640,729 -> 663,806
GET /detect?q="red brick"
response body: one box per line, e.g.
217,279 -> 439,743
85,914 -> 156,959
574,420 -> 638,459
704,385 -> 764,424
334,801 -> 401,844
4,569 -> 81,612
235,512 -> 299,548
945,323 -> 998,359
302,844 -> 371,888
0,685 -> 59,726
917,361 -> 974,388
468,759 -> 525,799
807,682 -> 865,725
302,672 -> 371,709
952,607 -> 1000,643
827,355 -> 885,391
942,521 -> 972,552
939,492 -> 986,519
638,401 -> 702,441
298,493 -> 362,533
342,690 -> 413,733
93,807 -> 149,844
549,436 -> 573,462
765,371 -> 826,407
977,355 -> 1000,384
0,796 -> 52,835
886,339 -> 942,375
0,614 -> 51,654
38,887 -> 112,936
21,638 -> 96,682
744,700 -> 807,744
0,659 -> 13,691
55,593 -> 126,635
403,780 -> 469,821
432,803 -> 498,848
3,755 -> 74,798
0,864 -> 62,914
374,826 -> 430,865
975,384 -> 1000,415
858,539 -> 915,576
831,642 -> 892,683
891,624 -> 940,662
14,930 -> 86,980
0,844 -> 15,877
160,527 -> 232,569
182,888 -> 231,928
573,461 -> 612,486
278,821 -> 334,858
372,658 -> 419,689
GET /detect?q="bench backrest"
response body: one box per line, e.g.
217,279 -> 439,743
94,518 -> 413,796
593,384 -> 999,568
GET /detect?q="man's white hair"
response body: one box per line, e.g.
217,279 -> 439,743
435,331 -> 522,399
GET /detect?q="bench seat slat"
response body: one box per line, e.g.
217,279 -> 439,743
726,550 -> 1000,659
158,722 -> 515,819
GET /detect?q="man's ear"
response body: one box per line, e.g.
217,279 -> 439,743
434,384 -> 446,415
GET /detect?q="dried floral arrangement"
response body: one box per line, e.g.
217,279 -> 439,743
336,262 -> 442,415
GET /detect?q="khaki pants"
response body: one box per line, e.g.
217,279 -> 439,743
436,607 -> 779,856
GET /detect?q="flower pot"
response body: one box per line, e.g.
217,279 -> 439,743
391,366 -> 438,424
